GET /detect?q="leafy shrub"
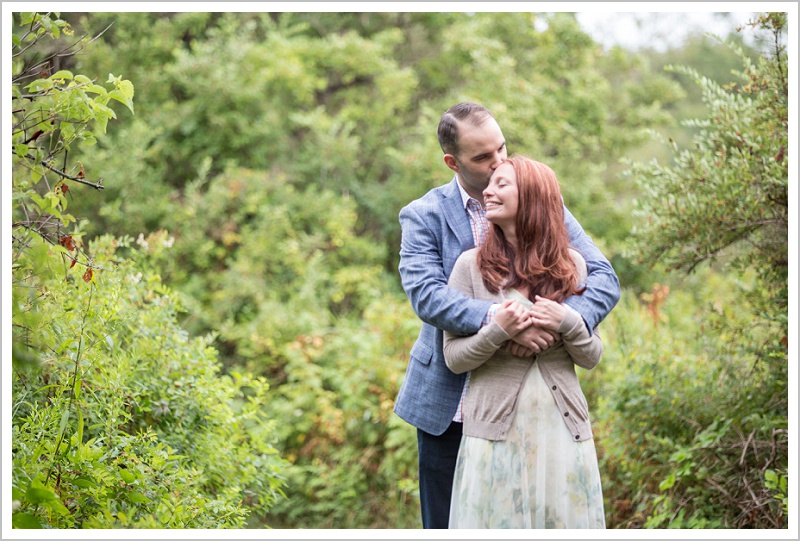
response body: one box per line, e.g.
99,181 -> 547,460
12,234 -> 288,528
130,166 -> 423,528
584,268 -> 787,528
11,12 -> 287,529
261,294 -> 422,528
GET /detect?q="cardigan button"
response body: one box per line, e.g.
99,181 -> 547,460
575,435 -> 580,440
552,385 -> 557,390
564,411 -> 569,417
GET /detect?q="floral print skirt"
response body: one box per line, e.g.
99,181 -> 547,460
449,362 -> 606,528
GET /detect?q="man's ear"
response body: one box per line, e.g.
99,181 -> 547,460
443,154 -> 459,173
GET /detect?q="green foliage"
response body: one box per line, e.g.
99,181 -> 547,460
103,165 -> 423,527
69,11 -> 686,283
11,10 -> 787,530
262,297 -> 422,528
12,236 -> 287,528
11,12 -> 287,529
132,167 -> 389,368
11,12 -> 134,280
584,268 -> 788,528
601,15 -> 789,525
625,13 -> 788,306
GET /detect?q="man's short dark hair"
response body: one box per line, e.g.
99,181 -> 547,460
437,102 -> 494,156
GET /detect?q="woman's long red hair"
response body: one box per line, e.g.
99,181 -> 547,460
477,155 -> 585,303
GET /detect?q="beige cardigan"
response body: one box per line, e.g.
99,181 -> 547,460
443,248 -> 603,442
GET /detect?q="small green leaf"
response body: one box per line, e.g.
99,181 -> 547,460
128,491 -> 150,504
26,79 -> 54,92
50,70 -> 74,80
57,408 -> 70,442
25,487 -> 56,504
85,84 -> 108,95
20,12 -> 37,25
72,476 -> 96,488
12,513 -> 42,529
14,143 -> 29,158
44,498 -> 69,516
109,89 -> 134,114
659,472 -> 676,491
119,469 -> 136,484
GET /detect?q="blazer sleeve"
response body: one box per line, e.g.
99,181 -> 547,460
442,254 -> 511,374
562,204 -> 621,332
399,203 -> 493,336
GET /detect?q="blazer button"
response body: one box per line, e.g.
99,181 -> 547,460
564,411 -> 569,417
575,435 -> 580,440
552,385 -> 557,390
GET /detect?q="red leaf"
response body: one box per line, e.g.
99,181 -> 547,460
59,235 -> 76,251
82,268 -> 93,283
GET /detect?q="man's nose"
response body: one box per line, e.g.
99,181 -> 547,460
490,152 -> 504,170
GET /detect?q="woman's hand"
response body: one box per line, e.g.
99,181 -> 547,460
529,296 -> 566,331
494,299 -> 532,338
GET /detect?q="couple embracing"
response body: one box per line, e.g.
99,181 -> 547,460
394,102 -> 620,529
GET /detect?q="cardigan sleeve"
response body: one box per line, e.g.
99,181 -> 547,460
557,307 -> 603,370
443,253 -> 511,374
555,249 -> 603,370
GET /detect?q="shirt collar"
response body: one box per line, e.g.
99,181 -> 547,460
455,175 -> 479,210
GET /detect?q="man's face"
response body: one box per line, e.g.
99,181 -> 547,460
446,118 -> 507,201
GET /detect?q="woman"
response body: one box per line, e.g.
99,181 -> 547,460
444,155 -> 606,528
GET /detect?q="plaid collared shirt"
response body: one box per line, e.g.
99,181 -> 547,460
453,181 -> 495,423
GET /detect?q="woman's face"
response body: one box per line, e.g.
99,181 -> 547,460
483,161 -> 519,229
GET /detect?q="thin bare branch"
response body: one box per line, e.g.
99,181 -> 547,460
24,154 -> 105,190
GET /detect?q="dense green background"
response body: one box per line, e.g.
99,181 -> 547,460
10,11 -> 789,530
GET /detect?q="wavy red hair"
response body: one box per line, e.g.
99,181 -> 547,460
477,155 -> 585,303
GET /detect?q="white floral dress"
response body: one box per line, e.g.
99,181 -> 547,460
449,360 -> 606,528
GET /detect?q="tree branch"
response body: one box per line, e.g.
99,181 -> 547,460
25,154 -> 104,190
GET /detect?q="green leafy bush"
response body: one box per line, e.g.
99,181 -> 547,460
261,295 -> 421,528
131,166 -> 422,528
586,267 -> 787,528
11,12 -> 287,529
607,14 -> 789,528
12,235 -> 288,528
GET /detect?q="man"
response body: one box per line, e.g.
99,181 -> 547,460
393,102 -> 620,529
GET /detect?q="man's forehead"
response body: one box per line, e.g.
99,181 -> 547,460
459,119 -> 503,151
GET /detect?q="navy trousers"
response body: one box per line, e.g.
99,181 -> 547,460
417,421 -> 463,529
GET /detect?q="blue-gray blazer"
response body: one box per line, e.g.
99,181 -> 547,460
393,175 -> 620,436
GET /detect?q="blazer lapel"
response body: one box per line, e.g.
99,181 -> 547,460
440,176 -> 474,251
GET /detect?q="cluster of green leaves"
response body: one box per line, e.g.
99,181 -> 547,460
11,12 -> 135,281
11,12 -> 287,529
125,167 -> 423,527
12,234 -> 287,528
69,12 -> 686,276
584,268 -> 788,528
262,299 -> 423,528
626,13 -> 788,305
607,12 -> 789,529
